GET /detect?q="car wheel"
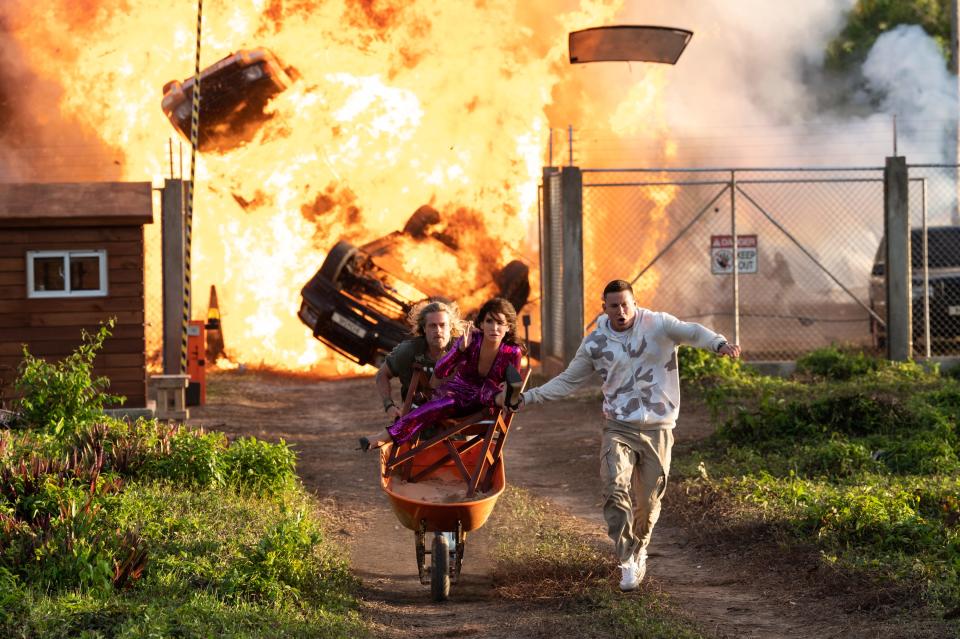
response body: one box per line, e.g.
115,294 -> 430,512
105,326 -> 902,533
403,205 -> 441,238
495,260 -> 530,311
319,240 -> 358,284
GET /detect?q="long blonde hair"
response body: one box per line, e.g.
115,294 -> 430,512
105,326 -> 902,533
407,299 -> 464,339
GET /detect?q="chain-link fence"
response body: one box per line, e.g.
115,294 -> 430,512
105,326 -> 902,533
907,165 -> 960,358
581,168 -> 888,361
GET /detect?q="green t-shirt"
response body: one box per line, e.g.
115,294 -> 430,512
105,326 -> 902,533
385,337 -> 437,403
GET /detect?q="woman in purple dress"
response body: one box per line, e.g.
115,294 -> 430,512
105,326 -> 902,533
359,297 -> 524,450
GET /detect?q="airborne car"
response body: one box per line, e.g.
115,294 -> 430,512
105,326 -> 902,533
161,48 -> 298,152
298,206 -> 531,366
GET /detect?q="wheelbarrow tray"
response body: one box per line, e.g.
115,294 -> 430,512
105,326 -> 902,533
380,440 -> 505,533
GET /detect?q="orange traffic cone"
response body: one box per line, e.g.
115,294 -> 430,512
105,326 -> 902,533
205,285 -> 226,363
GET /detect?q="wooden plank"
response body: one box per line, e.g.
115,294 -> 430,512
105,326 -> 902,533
106,256 -> 144,271
0,240 -> 143,259
0,310 -> 143,328
409,437 -> 484,483
0,255 -> 141,273
0,352 -> 144,370
443,439 -> 472,484
0,297 -> 143,314
0,339 -> 146,357
0,286 -> 26,300
467,423 -> 497,498
0,324 -> 144,342
0,296 -> 144,313
0,227 -> 142,244
102,269 -> 145,284
0,284 -> 144,300
0,259 -> 24,273
0,363 -> 146,380
0,374 -> 146,394
0,182 -> 153,226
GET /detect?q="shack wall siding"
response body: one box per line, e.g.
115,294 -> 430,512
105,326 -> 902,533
0,224 -> 147,408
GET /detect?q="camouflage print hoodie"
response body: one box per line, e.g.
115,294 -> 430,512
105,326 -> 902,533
523,309 -> 726,429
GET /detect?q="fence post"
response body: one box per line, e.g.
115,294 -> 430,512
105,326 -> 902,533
540,168 -> 563,375
539,166 -> 584,376
730,170 -> 740,346
161,179 -> 187,374
561,166 -> 584,363
884,157 -> 912,361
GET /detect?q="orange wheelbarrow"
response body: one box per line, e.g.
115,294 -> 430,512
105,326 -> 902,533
379,370 -> 527,601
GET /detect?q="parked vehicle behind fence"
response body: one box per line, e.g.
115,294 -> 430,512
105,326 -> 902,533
869,225 -> 960,351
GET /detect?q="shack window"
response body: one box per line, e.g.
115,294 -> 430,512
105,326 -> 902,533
26,250 -> 108,298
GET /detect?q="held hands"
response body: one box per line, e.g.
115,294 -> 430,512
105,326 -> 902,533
718,343 -> 741,358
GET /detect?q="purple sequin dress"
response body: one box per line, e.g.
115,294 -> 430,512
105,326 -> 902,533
386,331 -> 522,445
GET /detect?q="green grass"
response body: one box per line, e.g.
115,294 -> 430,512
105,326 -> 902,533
490,486 -> 706,639
0,429 -> 364,638
0,320 -> 364,638
673,345 -> 960,624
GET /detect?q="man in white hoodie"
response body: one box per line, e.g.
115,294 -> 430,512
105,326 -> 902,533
519,279 -> 741,592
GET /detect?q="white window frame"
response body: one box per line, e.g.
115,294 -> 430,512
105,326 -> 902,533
26,250 -> 109,298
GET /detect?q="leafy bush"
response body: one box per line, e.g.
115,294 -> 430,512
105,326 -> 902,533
144,428 -> 227,488
1,485 -> 363,638
0,330 -> 362,637
0,567 -> 26,627
222,511 -> 322,606
14,320 -> 124,437
677,345 -> 751,383
222,437 -> 297,495
796,438 -> 878,477
678,346 -> 960,614
795,345 -> 880,380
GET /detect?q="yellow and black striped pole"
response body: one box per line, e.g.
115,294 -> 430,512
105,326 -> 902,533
182,0 -> 202,373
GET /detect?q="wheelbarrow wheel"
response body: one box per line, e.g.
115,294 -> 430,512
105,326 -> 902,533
430,533 -> 450,602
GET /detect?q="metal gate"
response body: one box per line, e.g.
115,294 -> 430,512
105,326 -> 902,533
581,167 -> 888,361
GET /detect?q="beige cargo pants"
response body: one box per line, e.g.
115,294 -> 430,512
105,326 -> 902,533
600,420 -> 674,564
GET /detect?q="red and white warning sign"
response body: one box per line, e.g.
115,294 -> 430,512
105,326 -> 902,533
711,235 -> 758,274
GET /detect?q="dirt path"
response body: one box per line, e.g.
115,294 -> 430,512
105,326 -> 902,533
187,371 -> 874,638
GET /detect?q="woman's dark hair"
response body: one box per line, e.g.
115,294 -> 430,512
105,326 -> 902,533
474,297 -> 527,354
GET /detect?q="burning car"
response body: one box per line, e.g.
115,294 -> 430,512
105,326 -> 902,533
298,206 -> 531,366
161,48 -> 298,152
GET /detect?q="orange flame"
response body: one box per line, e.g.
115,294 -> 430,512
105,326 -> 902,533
2,0 -> 684,372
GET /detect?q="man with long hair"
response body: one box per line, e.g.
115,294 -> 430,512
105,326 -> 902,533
375,299 -> 461,421
519,280 -> 740,592
361,297 -> 524,450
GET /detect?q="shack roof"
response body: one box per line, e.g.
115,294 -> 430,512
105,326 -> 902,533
0,182 -> 153,227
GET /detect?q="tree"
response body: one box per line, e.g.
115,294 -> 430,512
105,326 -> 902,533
825,0 -> 952,71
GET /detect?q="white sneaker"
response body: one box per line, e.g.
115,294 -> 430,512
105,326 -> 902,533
619,558 -> 640,592
618,549 -> 648,592
634,548 -> 647,583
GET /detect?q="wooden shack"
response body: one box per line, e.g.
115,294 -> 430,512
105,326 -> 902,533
0,182 -> 153,408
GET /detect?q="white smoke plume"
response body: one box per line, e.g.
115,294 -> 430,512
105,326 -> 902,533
862,24 -> 958,164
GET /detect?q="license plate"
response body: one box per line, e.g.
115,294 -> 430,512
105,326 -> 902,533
331,311 -> 367,338
949,305 -> 960,317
